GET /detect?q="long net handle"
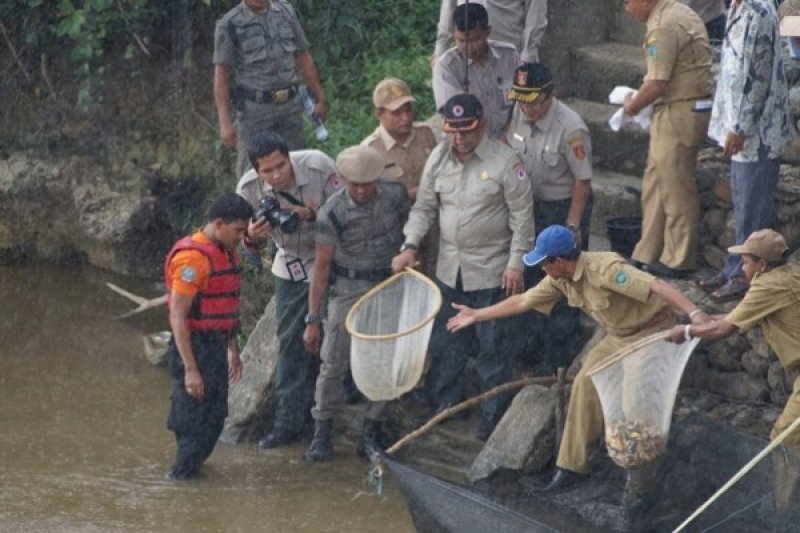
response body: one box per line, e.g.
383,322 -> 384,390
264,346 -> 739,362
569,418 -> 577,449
385,376 -> 560,455
586,330 -> 672,377
671,414 -> 800,533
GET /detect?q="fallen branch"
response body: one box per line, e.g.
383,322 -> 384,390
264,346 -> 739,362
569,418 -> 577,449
39,53 -> 56,100
106,282 -> 166,319
386,375 -> 563,456
0,18 -> 32,83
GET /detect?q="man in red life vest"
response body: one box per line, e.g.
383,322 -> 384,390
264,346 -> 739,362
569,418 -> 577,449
163,193 -> 253,480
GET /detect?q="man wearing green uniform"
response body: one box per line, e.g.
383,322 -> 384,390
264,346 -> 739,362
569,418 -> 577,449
214,0 -> 326,179
302,146 -> 409,462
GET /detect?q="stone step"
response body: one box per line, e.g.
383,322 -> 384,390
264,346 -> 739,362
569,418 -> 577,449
562,97 -> 650,176
613,12 -> 645,46
589,169 -> 642,239
571,42 -> 646,102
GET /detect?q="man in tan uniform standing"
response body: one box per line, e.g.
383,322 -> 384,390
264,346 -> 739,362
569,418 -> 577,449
667,229 -> 800,514
393,93 -> 535,441
362,78 -> 439,276
447,225 -> 710,490
623,0 -> 713,279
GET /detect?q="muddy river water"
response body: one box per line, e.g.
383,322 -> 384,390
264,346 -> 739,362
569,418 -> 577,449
0,264 -> 413,532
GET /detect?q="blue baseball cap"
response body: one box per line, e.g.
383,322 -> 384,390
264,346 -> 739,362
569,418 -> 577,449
523,225 -> 577,266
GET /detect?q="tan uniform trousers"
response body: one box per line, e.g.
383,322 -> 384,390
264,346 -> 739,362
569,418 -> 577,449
556,319 -> 674,474
311,276 -> 385,422
772,375 -> 800,512
632,101 -> 709,270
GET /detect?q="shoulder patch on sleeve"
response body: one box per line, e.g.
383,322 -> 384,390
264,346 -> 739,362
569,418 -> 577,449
329,173 -> 344,189
646,40 -> 657,58
571,143 -> 587,161
180,266 -> 197,283
613,270 -> 630,286
513,162 -> 527,181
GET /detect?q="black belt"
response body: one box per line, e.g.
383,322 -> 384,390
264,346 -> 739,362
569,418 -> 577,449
235,85 -> 298,105
332,264 -> 392,282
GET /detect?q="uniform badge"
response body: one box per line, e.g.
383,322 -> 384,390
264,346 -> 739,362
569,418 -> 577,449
513,163 -> 527,181
452,104 -> 464,117
513,133 -> 525,143
614,271 -> 629,285
480,171 -> 489,181
572,143 -> 586,161
516,69 -> 527,87
180,266 -> 197,283
331,174 -> 343,189
646,38 -> 657,58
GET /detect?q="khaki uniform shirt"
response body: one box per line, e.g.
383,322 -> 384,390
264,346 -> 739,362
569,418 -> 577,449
727,265 -> 800,372
404,135 -> 535,291
316,181 -> 410,271
522,252 -> 668,338
507,99 -> 592,202
213,0 -> 309,91
361,123 -> 438,190
433,40 -> 518,139
644,0 -> 713,104
434,0 -> 548,63
236,150 -> 342,282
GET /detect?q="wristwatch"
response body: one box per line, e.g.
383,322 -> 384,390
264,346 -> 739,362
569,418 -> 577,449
399,243 -> 418,253
304,313 -> 322,325
566,223 -> 578,234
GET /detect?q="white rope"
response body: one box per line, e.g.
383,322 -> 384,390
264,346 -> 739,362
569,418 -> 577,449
672,414 -> 800,533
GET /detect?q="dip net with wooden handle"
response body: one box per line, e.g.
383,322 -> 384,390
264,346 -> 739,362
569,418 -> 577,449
345,269 -> 442,401
588,331 -> 700,469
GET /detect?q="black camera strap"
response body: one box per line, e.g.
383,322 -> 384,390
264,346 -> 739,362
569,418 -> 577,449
276,191 -> 304,206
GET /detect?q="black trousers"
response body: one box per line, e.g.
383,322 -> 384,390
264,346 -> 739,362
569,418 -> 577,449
166,331 -> 229,480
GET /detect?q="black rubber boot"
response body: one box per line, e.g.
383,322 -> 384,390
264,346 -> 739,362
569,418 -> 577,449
356,418 -> 384,459
303,419 -> 333,463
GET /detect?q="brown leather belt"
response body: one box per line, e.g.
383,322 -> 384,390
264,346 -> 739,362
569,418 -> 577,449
235,85 -> 298,105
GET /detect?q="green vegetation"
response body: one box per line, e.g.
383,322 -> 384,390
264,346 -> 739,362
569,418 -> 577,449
1,0 -> 439,149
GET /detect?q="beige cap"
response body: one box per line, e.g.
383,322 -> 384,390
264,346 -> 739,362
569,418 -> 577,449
336,146 -> 402,184
372,78 -> 416,111
728,229 -> 789,261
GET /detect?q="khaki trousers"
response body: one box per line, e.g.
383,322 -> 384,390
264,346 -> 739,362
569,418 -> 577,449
556,320 -> 674,474
772,375 -> 800,512
632,102 -> 708,270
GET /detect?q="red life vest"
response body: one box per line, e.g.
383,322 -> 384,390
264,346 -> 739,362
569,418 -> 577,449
164,235 -> 242,332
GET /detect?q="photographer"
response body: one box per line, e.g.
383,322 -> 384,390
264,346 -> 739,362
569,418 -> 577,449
236,131 -> 342,449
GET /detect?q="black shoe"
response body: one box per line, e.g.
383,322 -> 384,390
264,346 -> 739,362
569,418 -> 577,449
528,468 -> 589,493
356,418 -> 385,459
411,402 -> 469,429
258,428 -> 300,449
644,262 -> 694,280
303,419 -> 333,463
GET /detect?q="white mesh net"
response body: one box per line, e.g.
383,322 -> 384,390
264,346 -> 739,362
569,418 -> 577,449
589,332 -> 700,469
346,270 -> 442,401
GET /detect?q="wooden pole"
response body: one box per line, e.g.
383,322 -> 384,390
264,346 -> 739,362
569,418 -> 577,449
385,375 -> 560,455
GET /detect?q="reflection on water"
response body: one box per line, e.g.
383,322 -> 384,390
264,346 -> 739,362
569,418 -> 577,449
0,264 -> 413,532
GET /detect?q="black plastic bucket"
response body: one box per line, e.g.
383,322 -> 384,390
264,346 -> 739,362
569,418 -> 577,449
606,216 -> 642,257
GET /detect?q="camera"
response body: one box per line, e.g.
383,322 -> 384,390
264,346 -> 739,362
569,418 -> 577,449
255,196 -> 299,234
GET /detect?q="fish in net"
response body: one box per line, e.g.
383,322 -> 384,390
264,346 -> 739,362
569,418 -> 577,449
346,270 -> 442,401
588,331 -> 700,469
